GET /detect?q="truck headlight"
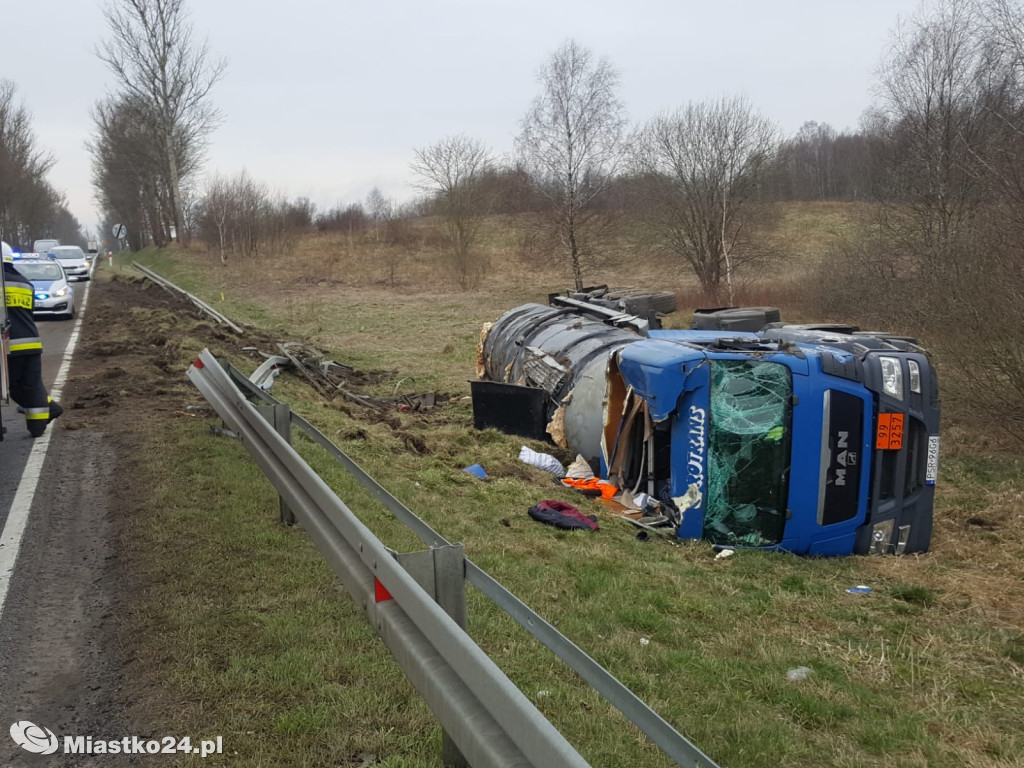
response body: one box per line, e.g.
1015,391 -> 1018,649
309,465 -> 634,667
869,519 -> 895,555
879,357 -> 904,400
908,360 -> 921,394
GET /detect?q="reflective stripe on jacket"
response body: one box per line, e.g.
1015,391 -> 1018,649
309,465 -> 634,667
3,264 -> 43,356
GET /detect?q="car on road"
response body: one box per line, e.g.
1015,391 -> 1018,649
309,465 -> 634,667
33,238 -> 60,255
12,258 -> 75,319
47,245 -> 90,281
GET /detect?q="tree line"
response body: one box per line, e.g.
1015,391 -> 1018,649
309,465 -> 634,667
0,81 -> 85,250
86,0 -> 1021,307
80,0 -> 1024,427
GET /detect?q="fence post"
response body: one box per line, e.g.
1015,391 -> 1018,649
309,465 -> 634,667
256,402 -> 295,525
397,544 -> 469,767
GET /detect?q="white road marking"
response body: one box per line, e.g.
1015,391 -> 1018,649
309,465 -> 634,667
0,280 -> 92,619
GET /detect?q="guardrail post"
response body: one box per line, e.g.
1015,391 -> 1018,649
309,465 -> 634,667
397,544 -> 469,767
255,403 -> 296,525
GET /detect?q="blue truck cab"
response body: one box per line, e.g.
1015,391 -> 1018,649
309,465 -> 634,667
476,296 -> 940,556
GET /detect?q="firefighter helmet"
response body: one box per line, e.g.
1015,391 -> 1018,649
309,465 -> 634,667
2,241 -> 13,263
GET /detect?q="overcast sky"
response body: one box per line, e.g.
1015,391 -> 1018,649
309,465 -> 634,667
4,0 -> 923,236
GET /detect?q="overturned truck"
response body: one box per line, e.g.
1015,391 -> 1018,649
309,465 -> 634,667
474,289 -> 940,556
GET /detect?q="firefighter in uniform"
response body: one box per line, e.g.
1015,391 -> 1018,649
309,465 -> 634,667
2,241 -> 62,437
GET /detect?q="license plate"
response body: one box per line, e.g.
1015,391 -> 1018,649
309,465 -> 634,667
926,435 -> 940,485
876,413 -> 905,450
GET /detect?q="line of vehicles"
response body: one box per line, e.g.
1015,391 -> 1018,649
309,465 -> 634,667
6,239 -> 96,321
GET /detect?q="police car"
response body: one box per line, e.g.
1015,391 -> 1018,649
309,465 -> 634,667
12,258 -> 75,319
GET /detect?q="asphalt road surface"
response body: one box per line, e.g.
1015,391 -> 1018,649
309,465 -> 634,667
0,280 -> 135,765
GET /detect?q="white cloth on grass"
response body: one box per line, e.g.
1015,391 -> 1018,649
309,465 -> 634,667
518,446 -> 565,476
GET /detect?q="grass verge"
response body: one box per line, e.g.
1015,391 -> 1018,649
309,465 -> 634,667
99,210 -> 1024,767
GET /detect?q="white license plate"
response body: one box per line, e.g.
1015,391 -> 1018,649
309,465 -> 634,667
925,436 -> 940,485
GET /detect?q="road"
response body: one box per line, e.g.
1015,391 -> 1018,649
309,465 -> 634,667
0,278 -> 134,765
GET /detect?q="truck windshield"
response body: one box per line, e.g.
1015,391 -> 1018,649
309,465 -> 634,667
704,359 -> 792,547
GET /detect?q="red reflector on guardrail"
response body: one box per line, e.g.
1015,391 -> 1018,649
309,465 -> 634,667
193,358 -> 204,369
374,578 -> 393,602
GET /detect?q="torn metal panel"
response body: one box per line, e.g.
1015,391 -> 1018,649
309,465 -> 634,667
522,346 -> 568,392
616,340 -> 704,422
249,355 -> 290,391
601,360 -> 631,476
479,303 -> 641,458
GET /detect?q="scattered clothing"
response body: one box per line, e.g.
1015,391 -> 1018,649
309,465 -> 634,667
518,445 -> 565,476
565,454 -> 595,480
561,477 -> 619,499
655,480 -> 682,527
528,500 -> 599,531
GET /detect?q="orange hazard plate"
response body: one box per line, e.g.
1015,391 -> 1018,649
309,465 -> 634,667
876,413 -> 905,450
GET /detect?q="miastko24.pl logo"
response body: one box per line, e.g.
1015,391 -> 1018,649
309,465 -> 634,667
9,722 -> 59,754
9,721 -> 223,757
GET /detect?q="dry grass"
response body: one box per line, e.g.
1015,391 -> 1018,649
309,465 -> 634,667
114,203 -> 1024,767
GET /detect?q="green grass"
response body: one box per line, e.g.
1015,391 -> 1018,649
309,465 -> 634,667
107,212 -> 1024,768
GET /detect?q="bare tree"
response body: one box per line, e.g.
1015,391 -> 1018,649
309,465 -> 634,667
202,174 -> 232,263
97,0 -> 225,245
976,0 -> 1024,225
411,135 -> 494,288
89,93 -> 195,248
194,171 -> 304,263
516,40 -> 628,290
819,0 -> 1024,433
633,96 -> 778,302
365,186 -> 394,244
873,0 -> 995,261
0,80 -> 61,246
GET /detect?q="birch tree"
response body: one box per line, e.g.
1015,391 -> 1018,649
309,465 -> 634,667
633,96 -> 778,301
97,0 -> 225,245
516,40 -> 627,290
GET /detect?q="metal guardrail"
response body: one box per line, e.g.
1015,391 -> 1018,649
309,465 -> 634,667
225,361 -> 718,767
189,350 -> 719,768
128,261 -> 719,764
189,349 -> 591,768
132,262 -> 244,334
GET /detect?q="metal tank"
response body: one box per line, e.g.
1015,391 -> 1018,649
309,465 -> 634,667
477,301 -> 645,463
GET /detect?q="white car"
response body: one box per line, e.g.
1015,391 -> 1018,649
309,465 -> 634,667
48,245 -> 90,281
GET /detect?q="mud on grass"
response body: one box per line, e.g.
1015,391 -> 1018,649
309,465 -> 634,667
85,258 -> 1024,767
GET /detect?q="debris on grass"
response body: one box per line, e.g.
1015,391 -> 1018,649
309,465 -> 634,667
527,500 -> 599,531
786,666 -> 813,681
518,445 -> 565,476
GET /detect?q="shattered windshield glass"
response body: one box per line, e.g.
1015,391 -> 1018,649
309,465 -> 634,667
704,360 -> 792,547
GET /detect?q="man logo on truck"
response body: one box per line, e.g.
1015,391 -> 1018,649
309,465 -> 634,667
833,431 -> 858,487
